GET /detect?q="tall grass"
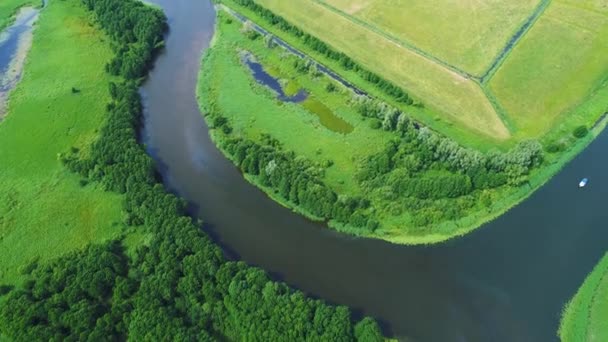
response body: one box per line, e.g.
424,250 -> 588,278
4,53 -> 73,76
0,0 -> 124,285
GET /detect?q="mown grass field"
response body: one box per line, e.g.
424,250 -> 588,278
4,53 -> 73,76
490,0 -> 608,140
0,0 -> 124,285
0,0 -> 34,30
560,254 -> 608,341
251,0 -> 510,143
320,0 -> 539,76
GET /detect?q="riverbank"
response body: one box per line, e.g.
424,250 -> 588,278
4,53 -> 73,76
196,8 -> 608,245
0,0 -> 124,285
560,253 -> 608,341
0,0 -> 36,31
0,6 -> 39,118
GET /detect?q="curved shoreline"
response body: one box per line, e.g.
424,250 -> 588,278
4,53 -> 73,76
140,0 -> 608,340
199,7 -> 608,246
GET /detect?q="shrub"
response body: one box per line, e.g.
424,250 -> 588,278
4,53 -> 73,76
573,125 -> 588,138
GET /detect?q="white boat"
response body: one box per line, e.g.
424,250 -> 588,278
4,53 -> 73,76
579,178 -> 588,188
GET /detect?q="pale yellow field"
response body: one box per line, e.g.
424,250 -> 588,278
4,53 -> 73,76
256,0 -> 510,140
321,0 -> 540,76
489,0 -> 608,137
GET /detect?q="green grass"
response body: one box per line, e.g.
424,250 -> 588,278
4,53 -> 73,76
489,0 -> 608,140
229,0 -> 510,146
0,0 -> 35,30
560,254 -> 608,341
320,0 -> 540,76
199,21 -> 392,193
0,0 -> 124,285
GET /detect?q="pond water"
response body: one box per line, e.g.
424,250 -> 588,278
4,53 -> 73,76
0,6 -> 39,117
140,0 -> 608,340
243,53 -> 353,134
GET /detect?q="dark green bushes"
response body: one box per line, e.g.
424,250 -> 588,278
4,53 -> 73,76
218,133 -> 378,230
573,125 -> 589,138
82,0 -> 166,79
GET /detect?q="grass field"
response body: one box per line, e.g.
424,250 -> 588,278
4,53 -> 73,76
560,254 -> 608,341
227,0 -> 608,149
320,0 -> 540,76
0,0 -> 124,285
490,0 -> 608,140
252,0 -> 510,142
0,0 -> 35,30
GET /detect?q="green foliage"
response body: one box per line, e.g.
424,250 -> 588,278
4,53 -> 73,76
560,253 -> 608,342
81,0 -> 166,79
0,285 -> 14,296
573,125 -> 588,139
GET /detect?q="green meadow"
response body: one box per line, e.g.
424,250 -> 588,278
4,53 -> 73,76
320,0 -> 539,76
0,0 -> 124,285
198,11 -> 597,244
560,254 -> 608,341
198,14 -> 392,195
489,0 -> 608,140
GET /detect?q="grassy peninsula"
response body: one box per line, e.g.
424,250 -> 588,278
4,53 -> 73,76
196,4 -> 608,244
560,254 -> 608,341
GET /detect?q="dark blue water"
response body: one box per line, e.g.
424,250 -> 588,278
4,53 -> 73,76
243,54 -> 308,102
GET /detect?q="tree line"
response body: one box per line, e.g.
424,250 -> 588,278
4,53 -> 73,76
226,0 -> 413,104
353,97 -> 544,226
211,113 -> 379,231
0,0 -> 383,340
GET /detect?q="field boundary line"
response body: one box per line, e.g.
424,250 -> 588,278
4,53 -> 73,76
481,86 -> 517,133
311,0 -> 516,133
480,0 -> 552,84
312,0 -> 479,82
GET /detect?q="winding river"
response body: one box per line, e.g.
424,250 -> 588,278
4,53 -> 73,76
140,0 -> 608,341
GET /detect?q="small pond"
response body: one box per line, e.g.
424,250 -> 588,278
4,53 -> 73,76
242,53 -> 354,134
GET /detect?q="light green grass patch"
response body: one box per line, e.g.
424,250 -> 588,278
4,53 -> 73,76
198,18 -> 396,193
490,0 -> 608,140
0,0 -> 124,285
321,0 -> 540,76
560,253 -> 608,341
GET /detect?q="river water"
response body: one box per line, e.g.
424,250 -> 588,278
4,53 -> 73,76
140,0 -> 608,341
0,6 -> 39,117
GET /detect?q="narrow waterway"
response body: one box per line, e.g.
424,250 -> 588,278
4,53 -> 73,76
140,1 -> 608,341
0,6 -> 39,117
